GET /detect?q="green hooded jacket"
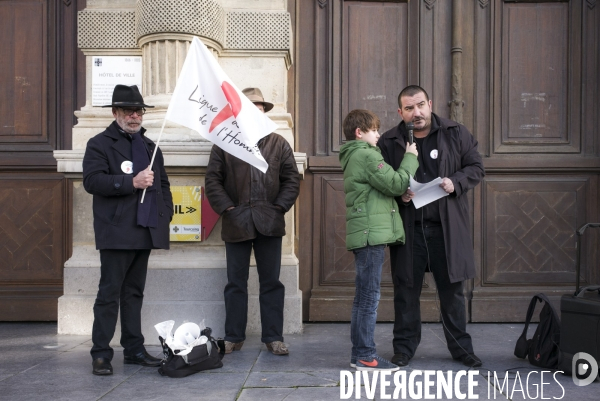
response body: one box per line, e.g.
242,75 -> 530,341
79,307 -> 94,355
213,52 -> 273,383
339,140 -> 418,250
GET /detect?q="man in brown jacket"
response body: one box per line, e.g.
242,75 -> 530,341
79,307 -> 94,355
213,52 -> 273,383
205,87 -> 300,355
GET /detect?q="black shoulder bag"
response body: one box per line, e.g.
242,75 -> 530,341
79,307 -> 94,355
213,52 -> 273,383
514,293 -> 561,369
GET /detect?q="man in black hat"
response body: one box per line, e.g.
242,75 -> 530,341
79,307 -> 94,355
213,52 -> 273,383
83,84 -> 173,375
205,87 -> 299,356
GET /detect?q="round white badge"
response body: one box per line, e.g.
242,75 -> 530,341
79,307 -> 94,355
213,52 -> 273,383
121,161 -> 133,174
430,149 -> 438,159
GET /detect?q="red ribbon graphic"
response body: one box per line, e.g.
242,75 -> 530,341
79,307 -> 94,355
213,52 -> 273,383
209,81 -> 242,133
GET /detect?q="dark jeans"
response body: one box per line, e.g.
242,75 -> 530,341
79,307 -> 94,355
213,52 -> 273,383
351,245 -> 385,360
224,233 -> 284,344
391,225 -> 474,359
91,249 -> 151,360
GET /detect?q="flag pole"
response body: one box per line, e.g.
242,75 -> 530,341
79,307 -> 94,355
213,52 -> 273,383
140,116 -> 167,203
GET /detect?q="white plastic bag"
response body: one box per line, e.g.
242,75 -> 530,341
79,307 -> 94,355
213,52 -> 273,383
154,319 -> 207,356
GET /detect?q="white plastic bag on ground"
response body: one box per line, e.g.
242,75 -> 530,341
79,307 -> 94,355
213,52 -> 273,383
154,320 -> 208,356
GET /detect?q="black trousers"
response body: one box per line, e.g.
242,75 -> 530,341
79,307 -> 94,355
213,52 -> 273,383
224,233 -> 284,344
90,249 -> 151,360
391,225 -> 474,359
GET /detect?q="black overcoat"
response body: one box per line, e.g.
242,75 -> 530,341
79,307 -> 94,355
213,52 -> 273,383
205,133 -> 300,243
82,121 -> 173,250
378,114 -> 485,286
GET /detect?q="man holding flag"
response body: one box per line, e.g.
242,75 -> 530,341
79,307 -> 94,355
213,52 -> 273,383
205,88 -> 299,355
163,37 -> 299,355
83,85 -> 173,375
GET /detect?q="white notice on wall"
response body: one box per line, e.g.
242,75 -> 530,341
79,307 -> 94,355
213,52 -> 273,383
91,56 -> 143,106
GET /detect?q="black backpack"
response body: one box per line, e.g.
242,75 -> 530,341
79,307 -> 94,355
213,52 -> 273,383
158,327 -> 225,378
514,293 -> 561,369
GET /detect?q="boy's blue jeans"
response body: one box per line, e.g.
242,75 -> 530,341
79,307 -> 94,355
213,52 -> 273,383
351,244 -> 385,360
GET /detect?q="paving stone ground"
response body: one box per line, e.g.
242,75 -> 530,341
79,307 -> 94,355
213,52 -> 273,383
0,322 -> 597,400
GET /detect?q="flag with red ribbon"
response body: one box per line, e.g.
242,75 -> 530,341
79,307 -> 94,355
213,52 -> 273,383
165,37 -> 276,172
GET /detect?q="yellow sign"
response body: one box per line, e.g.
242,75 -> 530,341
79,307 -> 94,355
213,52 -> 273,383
169,186 -> 202,241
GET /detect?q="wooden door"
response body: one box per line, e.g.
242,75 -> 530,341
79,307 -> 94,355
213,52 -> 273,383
470,0 -> 599,320
0,0 -> 85,320
296,0 -> 600,322
297,0 -> 421,321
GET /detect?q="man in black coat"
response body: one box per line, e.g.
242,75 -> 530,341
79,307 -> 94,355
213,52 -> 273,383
377,85 -> 485,368
205,88 -> 299,356
83,85 -> 173,375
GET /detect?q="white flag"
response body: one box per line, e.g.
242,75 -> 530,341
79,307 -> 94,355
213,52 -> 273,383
165,37 -> 277,172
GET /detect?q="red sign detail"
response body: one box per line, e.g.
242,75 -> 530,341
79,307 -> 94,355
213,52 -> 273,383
201,187 -> 220,241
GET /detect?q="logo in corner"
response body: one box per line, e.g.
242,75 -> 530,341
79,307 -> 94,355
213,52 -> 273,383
572,352 -> 598,386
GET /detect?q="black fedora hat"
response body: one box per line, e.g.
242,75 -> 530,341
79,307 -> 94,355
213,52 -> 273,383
102,85 -> 154,108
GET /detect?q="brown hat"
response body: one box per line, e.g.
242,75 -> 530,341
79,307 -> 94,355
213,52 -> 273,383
242,87 -> 274,112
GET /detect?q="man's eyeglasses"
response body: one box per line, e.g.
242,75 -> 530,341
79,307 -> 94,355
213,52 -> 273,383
120,107 -> 146,116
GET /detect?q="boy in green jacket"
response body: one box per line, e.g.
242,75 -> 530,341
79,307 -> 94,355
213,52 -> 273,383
339,109 -> 418,371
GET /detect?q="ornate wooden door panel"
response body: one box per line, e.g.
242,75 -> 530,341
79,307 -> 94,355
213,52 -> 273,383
473,175 -> 598,320
471,0 -> 599,320
495,1 -> 580,154
0,0 -> 84,320
0,177 -> 70,319
484,178 -> 589,284
336,0 -> 414,136
0,1 -> 47,142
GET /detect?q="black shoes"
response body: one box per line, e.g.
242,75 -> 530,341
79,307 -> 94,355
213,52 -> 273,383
92,358 -> 113,375
457,353 -> 482,367
93,351 -> 161,374
124,350 -> 162,367
391,353 -> 411,367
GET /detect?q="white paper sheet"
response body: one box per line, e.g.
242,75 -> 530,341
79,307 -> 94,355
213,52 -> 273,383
409,176 -> 449,209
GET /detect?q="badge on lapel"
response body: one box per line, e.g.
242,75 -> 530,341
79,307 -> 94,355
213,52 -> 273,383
121,161 -> 133,174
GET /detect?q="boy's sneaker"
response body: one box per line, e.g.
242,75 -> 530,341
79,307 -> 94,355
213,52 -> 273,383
350,357 -> 356,368
355,356 -> 399,372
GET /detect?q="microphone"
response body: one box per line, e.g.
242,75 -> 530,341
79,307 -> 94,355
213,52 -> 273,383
406,122 -> 414,144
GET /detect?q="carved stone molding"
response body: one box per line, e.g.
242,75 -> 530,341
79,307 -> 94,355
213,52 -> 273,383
318,0 -> 327,9
78,4 -> 292,56
78,11 -> 137,49
226,11 -> 291,51
136,0 -> 225,47
587,0 -> 596,10
424,0 -> 436,10
479,0 -> 489,9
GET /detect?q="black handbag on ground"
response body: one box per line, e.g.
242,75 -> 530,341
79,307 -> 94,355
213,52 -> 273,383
158,327 -> 225,378
514,293 -> 561,369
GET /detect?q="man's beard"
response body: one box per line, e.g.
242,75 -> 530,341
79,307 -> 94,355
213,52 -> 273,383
117,116 -> 142,134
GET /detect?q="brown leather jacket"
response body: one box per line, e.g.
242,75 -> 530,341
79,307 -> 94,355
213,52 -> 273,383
205,133 -> 300,242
